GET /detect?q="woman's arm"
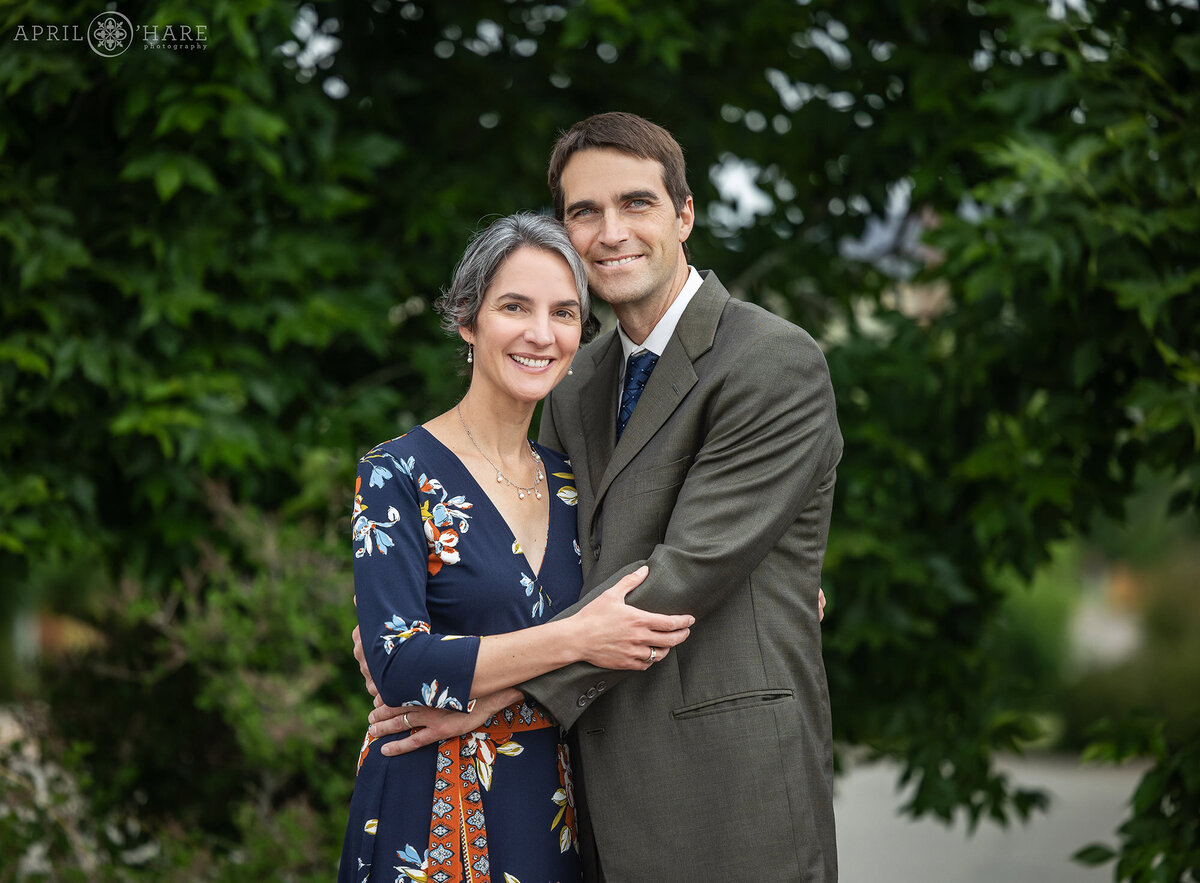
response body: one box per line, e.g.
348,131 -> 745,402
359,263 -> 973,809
468,565 -> 692,697
352,448 -> 692,714
353,449 -> 480,712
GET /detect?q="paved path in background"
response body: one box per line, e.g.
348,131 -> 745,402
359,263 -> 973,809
834,755 -> 1147,882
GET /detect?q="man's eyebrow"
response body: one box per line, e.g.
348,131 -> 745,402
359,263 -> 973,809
620,189 -> 659,202
564,198 -> 598,215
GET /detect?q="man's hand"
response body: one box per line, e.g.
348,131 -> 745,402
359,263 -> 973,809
351,622 -> 379,701
372,688 -> 523,757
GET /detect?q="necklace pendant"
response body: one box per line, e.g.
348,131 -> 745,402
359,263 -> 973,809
518,489 -> 526,499
535,489 -> 543,499
496,471 -> 503,483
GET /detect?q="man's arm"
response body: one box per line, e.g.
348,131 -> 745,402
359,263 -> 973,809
523,325 -> 841,728
355,585 -> 826,740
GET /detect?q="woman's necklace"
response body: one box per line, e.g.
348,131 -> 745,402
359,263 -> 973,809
456,404 -> 544,500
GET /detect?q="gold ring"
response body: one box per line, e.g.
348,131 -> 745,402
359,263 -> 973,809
402,712 -> 411,729
648,648 -> 656,664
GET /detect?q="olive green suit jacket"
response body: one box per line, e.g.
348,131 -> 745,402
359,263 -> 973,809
524,272 -> 841,881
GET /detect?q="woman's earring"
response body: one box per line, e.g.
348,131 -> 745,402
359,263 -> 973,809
467,344 -> 473,364
567,364 -> 573,375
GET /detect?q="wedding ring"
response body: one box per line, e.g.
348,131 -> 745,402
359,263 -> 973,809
402,712 -> 411,729
648,648 -> 657,664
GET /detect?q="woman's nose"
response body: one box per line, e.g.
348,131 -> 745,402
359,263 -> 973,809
525,314 -> 554,345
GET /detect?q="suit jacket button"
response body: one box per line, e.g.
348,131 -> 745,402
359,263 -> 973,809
585,687 -> 597,699
596,681 -> 607,692
576,696 -> 588,707
592,544 -> 601,560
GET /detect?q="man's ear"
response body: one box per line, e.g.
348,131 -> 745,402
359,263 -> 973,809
678,195 -> 695,242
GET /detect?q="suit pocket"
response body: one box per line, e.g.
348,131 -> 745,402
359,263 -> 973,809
671,689 -> 795,721
816,466 -> 836,493
631,455 -> 691,496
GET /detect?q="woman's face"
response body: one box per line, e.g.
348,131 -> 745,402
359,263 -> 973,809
460,246 -> 583,408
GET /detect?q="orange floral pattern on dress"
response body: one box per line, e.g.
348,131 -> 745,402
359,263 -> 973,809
424,700 -> 576,883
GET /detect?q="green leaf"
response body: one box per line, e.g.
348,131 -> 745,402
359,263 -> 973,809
153,99 -> 216,136
1174,31 -> 1200,72
0,343 -> 49,376
155,161 -> 185,202
1109,270 -> 1200,330
1072,844 -> 1116,866
120,152 -> 218,200
221,103 -> 289,143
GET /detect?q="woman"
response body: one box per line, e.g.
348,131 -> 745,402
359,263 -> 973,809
339,213 -> 694,883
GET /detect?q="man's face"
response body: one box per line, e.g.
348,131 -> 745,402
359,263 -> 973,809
560,148 -> 694,316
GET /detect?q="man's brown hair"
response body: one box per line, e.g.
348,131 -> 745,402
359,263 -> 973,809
548,112 -> 692,221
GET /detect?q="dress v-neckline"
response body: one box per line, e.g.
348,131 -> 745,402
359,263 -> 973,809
414,425 -> 552,580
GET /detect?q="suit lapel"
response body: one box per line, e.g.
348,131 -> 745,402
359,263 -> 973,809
590,273 -> 730,529
574,332 -> 621,500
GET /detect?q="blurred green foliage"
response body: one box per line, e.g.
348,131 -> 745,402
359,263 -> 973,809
1,488 -> 360,880
1061,538 -> 1200,749
1,0 -> 1197,878
990,541 -> 1079,712
1075,717 -> 1200,882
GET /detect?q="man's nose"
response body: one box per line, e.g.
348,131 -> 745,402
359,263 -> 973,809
598,210 -> 628,246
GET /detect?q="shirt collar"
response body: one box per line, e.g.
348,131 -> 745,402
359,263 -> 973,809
617,266 -> 704,365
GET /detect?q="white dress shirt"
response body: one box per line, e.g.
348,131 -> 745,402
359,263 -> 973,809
616,266 -> 704,397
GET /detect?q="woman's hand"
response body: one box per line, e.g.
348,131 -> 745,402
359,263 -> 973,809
570,565 -> 694,670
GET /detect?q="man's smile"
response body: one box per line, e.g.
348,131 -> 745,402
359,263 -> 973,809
596,255 -> 642,267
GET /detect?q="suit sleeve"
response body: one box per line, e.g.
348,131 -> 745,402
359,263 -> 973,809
537,388 -> 564,452
522,326 -> 841,728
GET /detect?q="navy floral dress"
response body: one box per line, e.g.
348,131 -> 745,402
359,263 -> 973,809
339,427 -> 583,883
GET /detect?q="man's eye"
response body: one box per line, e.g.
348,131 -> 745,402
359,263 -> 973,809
503,303 -> 522,312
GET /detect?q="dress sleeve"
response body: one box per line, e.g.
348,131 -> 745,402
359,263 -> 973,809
352,446 -> 481,710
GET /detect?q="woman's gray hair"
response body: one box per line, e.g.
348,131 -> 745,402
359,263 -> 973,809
435,212 -> 597,344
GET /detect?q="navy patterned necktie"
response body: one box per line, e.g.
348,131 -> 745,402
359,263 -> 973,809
617,350 -> 660,439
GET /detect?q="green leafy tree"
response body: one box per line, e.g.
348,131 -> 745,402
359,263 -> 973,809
1,0 -> 1196,877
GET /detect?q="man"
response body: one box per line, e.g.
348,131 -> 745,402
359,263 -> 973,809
360,112 -> 841,880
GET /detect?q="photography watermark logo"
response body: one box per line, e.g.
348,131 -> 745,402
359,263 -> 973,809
11,9 -> 208,55
88,11 -> 132,57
